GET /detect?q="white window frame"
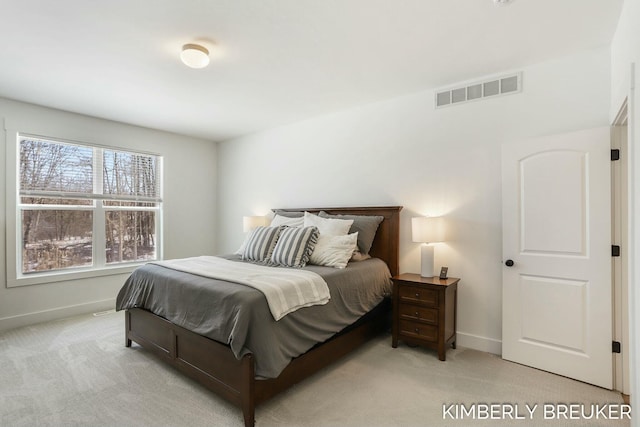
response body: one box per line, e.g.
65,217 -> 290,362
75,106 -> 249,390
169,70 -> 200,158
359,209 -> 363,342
5,130 -> 163,288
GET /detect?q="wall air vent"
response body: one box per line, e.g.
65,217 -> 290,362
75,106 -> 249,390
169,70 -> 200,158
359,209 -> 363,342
435,72 -> 522,108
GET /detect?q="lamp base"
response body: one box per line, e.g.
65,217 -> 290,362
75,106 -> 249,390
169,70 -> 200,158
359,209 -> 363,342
420,244 -> 435,277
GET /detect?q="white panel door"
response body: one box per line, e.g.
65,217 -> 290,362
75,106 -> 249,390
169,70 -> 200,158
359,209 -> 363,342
502,127 -> 612,389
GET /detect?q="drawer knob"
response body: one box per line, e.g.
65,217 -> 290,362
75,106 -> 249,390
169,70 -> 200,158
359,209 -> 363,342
414,328 -> 419,333
415,311 -> 420,317
415,293 -> 420,298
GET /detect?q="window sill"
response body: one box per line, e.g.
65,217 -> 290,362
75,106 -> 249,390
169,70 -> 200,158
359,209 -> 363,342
7,263 -> 144,288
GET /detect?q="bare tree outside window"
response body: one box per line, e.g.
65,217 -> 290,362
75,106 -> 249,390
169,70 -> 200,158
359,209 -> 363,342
18,137 -> 161,274
21,210 -> 93,272
103,150 -> 158,264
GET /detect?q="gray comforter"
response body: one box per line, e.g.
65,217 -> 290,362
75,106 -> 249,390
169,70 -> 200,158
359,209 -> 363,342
115,254 -> 392,378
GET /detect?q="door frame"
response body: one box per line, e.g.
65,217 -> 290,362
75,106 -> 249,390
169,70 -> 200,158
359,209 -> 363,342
625,62 -> 638,413
611,99 -> 630,395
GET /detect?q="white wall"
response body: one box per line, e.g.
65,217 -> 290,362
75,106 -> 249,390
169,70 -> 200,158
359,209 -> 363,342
0,98 -> 217,331
611,0 -> 640,119
217,47 -> 611,354
611,0 -> 640,419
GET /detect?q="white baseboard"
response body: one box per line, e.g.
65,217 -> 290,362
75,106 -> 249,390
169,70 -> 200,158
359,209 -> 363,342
0,298 -> 116,332
457,331 -> 502,356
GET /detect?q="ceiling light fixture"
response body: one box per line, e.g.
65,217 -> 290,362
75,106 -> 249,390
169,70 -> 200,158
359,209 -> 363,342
180,43 -> 210,69
493,0 -> 515,5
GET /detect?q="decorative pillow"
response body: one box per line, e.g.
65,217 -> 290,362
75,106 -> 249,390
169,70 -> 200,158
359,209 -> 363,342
270,214 -> 304,228
318,212 -> 383,255
269,226 -> 319,268
309,232 -> 358,269
242,226 -> 284,263
303,212 -> 353,236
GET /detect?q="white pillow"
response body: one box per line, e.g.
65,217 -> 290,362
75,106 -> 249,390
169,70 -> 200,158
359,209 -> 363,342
310,232 -> 358,269
270,214 -> 304,227
304,212 -> 353,236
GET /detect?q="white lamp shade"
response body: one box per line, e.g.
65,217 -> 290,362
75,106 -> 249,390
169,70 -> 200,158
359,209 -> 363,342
243,216 -> 268,232
180,44 -> 210,69
411,216 -> 446,243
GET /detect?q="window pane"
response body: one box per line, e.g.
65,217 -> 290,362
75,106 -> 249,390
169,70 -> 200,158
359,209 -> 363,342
103,151 -> 159,200
106,211 -> 156,264
20,139 -> 93,194
21,210 -> 93,273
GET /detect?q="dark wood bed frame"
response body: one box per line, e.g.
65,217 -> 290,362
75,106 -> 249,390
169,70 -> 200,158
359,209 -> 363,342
124,206 -> 402,427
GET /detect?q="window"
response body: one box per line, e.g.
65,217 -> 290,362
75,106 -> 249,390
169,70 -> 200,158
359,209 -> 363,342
17,135 -> 162,276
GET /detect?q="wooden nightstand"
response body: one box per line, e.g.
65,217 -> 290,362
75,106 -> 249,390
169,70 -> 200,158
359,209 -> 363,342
391,273 -> 459,361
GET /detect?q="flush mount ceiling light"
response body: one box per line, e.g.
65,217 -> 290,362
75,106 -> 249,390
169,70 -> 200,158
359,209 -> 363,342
493,0 -> 515,5
180,43 -> 210,69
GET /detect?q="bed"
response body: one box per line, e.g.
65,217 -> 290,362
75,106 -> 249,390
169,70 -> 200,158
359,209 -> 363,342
117,206 -> 401,427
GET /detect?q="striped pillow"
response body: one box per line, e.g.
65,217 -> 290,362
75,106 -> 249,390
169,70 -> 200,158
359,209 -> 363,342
269,226 -> 319,268
242,226 -> 284,263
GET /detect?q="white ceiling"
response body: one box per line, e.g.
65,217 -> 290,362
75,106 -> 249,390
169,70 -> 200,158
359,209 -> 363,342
0,0 -> 623,142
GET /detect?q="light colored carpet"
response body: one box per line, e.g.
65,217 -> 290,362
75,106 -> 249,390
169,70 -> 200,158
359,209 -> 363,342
0,311 -> 629,427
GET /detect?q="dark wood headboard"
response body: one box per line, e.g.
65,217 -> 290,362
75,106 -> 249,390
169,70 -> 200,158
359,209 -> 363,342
274,206 -> 403,276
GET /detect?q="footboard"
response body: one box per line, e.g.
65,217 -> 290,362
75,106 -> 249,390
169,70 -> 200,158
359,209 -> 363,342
125,308 -> 256,427
125,301 -> 389,427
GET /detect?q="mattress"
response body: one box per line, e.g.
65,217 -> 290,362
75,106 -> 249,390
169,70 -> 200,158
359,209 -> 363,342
115,254 -> 392,378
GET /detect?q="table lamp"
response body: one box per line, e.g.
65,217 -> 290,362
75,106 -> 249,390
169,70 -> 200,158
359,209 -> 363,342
412,216 -> 446,277
243,215 -> 268,232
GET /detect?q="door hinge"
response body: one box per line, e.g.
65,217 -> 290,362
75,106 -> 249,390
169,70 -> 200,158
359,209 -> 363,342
612,245 -> 621,257
611,149 -> 620,161
613,341 -> 621,353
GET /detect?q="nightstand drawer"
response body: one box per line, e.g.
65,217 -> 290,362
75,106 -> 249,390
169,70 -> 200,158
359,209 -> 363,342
399,320 -> 438,341
399,304 -> 437,324
398,285 -> 438,306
